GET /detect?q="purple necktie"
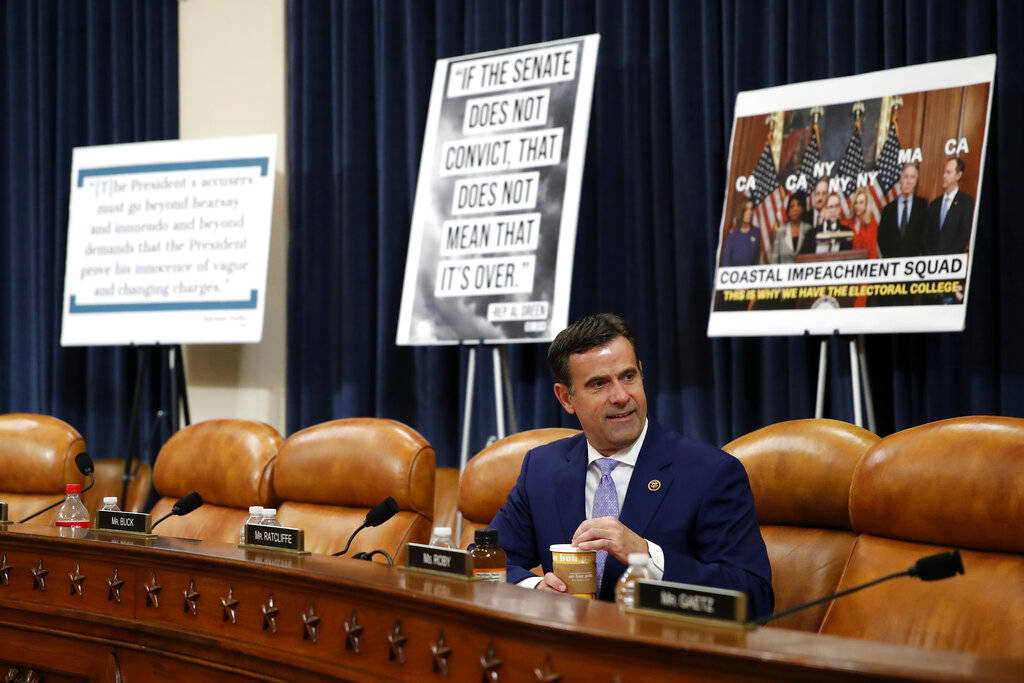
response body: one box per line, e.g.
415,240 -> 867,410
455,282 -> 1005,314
592,457 -> 620,591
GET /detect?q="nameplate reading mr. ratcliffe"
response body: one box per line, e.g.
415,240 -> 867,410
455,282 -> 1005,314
632,579 -> 747,627
0,502 -> 8,523
405,543 -> 472,578
97,510 -> 152,534
244,524 -> 306,553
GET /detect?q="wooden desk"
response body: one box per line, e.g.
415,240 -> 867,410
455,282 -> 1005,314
0,527 -> 1019,681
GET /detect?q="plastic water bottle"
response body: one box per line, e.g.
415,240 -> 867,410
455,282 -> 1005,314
429,526 -> 455,548
100,496 -> 120,512
55,484 -> 91,538
240,505 -> 265,543
260,508 -> 282,527
615,553 -> 654,609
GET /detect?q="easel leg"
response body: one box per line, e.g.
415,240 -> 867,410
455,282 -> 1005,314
121,346 -> 149,505
499,346 -> 518,434
492,347 -> 506,440
857,335 -> 877,434
815,340 -> 827,419
174,344 -> 191,427
848,339 -> 863,428
455,346 -> 477,544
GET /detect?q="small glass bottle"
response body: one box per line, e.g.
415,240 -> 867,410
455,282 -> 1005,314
470,529 -> 506,582
615,553 -> 653,609
260,508 -> 282,527
429,526 -> 455,548
240,505 -> 265,543
99,496 -> 120,512
55,484 -> 91,538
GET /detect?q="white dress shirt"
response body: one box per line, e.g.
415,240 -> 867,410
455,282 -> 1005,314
518,418 -> 666,589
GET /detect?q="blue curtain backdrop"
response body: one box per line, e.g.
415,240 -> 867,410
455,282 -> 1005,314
0,1 -> 178,461
288,0 -> 1023,467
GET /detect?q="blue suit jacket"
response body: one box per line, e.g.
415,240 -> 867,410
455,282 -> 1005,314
488,419 -> 774,618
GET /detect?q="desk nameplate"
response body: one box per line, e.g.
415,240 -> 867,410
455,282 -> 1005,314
627,579 -> 750,630
240,523 -> 310,555
401,543 -> 478,580
94,510 -> 156,538
0,502 -> 8,524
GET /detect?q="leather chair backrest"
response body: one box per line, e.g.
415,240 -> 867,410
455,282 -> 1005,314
0,414 -> 87,525
457,428 -> 578,548
821,416 -> 1024,656
150,419 -> 282,543
274,418 -> 435,558
433,467 -> 460,532
92,460 -> 153,513
724,419 -> 878,633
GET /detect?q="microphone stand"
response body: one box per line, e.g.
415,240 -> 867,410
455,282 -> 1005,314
18,474 -> 95,524
332,523 -> 366,557
752,570 -> 909,626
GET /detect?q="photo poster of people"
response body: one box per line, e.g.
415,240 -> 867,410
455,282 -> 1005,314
396,35 -> 599,346
707,55 -> 995,338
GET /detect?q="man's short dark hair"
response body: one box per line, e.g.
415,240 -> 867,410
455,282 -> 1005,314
948,156 -> 965,175
547,313 -> 639,389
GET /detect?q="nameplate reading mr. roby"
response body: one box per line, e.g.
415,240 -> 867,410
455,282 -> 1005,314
406,543 -> 471,577
97,510 -> 152,534
245,524 -> 305,552
0,502 -> 9,523
632,579 -> 747,626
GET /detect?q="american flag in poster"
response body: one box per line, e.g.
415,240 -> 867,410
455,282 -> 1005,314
748,143 -> 785,261
867,123 -> 902,220
836,128 -> 865,217
796,124 -> 822,183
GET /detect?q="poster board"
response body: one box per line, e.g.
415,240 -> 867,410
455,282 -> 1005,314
60,135 -> 277,346
396,35 -> 600,345
707,55 -> 995,337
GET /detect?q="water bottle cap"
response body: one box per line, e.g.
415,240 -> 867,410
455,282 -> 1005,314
432,527 -> 452,536
263,508 -> 277,516
627,553 -> 649,566
103,497 -> 118,504
249,506 -> 265,515
65,484 -> 81,494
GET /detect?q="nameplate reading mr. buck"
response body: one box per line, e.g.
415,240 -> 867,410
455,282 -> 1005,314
404,543 -> 473,578
244,523 -> 308,554
97,510 -> 153,534
631,579 -> 747,627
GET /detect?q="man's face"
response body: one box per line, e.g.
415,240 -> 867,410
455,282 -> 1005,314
824,195 -> 841,221
553,336 -> 647,457
898,165 -> 918,197
942,159 -> 962,192
812,180 -> 828,209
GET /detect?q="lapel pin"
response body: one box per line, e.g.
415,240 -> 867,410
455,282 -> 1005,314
648,480 -> 661,492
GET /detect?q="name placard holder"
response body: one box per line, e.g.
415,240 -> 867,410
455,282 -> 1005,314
0,502 -> 10,527
400,543 -> 479,581
238,523 -> 310,555
626,579 -> 750,630
93,510 -> 157,539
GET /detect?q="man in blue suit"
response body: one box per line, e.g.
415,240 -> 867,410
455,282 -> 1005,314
488,314 -> 774,618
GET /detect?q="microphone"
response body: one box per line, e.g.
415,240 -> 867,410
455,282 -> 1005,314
331,497 -> 400,557
753,550 -> 964,626
152,491 -> 204,529
18,453 -> 97,524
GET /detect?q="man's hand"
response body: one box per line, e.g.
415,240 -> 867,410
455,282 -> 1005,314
571,516 -> 647,564
535,572 -> 567,592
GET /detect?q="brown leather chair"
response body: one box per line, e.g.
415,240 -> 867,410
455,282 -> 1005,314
0,413 -> 89,526
150,420 -> 282,543
724,419 -> 879,632
274,418 -> 435,559
92,460 -> 153,513
818,416 -> 1024,657
457,428 -> 579,548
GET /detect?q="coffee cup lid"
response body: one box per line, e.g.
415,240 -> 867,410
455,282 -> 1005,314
549,544 -> 592,553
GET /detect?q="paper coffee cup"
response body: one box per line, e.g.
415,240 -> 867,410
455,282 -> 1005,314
550,544 -> 597,598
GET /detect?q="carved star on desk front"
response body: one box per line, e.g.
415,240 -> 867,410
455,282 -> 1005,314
387,620 -> 407,664
480,643 -> 502,681
220,586 -> 239,624
182,578 -> 200,615
106,568 -> 125,603
533,654 -> 562,682
431,630 -> 452,675
68,563 -> 86,597
344,609 -> 363,654
144,571 -> 162,608
0,554 -> 12,585
261,594 -> 279,633
301,602 -> 321,643
31,559 -> 48,591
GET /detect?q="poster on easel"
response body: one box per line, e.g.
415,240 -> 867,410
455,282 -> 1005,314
60,135 -> 277,346
707,55 -> 995,338
396,35 -> 600,345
